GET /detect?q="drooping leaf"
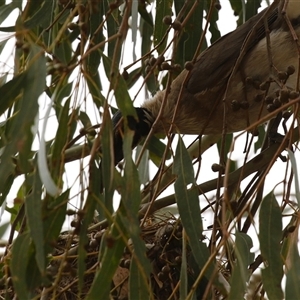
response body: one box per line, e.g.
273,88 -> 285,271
228,232 -> 254,300
129,257 -> 150,300
101,51 -> 136,118
287,149 -> 300,207
0,72 -> 26,116
25,169 -> 44,273
86,211 -> 127,299
207,0 -> 221,43
10,232 -> 31,298
77,159 -> 99,292
173,137 -> 214,283
0,0 -> 52,32
0,45 -> 46,196
154,0 -> 173,54
179,230 -> 188,300
100,106 -> 115,214
122,126 -> 151,289
174,0 -> 206,67
259,192 -> 283,300
0,2 -> 19,25
285,236 -> 300,300
138,1 -> 153,27
51,97 -> 71,180
43,189 -> 69,253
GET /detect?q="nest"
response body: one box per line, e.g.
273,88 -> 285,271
24,214 -> 208,299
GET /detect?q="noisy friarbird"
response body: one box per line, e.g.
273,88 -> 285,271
112,1 -> 300,165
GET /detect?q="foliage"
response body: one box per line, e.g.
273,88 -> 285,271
0,0 -> 299,299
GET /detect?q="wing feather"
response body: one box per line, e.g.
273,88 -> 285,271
186,7 -> 279,94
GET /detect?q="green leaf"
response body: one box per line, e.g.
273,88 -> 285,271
124,67 -> 142,90
286,149 -> 300,207
129,257 -> 150,300
136,146 -> 149,185
228,232 -> 254,300
38,93 -> 60,196
0,220 -> 10,238
138,2 -> 153,27
25,170 -> 44,273
53,34 -> 72,64
154,0 -> 173,54
0,174 -> 15,207
0,2 -> 19,25
174,0 -> 206,66
173,137 -> 214,281
105,0 -> 119,59
51,97 -> 70,179
0,72 -> 26,116
0,0 -> 53,32
229,0 -> 242,18
254,125 -> 266,153
10,232 -> 31,299
84,0 -> 104,101
245,0 -> 262,21
207,0 -> 221,43
179,231 -> 188,300
285,241 -> 300,299
101,107 -> 115,214
54,81 -> 73,105
43,190 -> 69,252
148,136 -> 170,161
78,181 -> 98,292
121,128 -> 151,283
0,45 -> 46,196
259,192 -> 283,300
87,212 -> 127,299
101,52 -> 136,117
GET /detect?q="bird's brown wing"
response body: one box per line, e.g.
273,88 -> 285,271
186,6 -> 279,94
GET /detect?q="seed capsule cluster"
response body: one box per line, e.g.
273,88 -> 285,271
231,65 -> 299,115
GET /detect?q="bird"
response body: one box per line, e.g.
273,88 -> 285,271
112,0 -> 300,165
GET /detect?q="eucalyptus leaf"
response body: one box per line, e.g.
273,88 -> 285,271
259,192 -> 283,300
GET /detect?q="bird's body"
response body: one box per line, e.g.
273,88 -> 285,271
112,1 -> 300,164
142,3 -> 300,135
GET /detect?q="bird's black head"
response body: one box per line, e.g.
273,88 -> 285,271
112,107 -> 152,165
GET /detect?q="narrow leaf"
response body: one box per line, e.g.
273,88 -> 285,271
228,232 -> 254,300
38,100 -> 60,196
179,230 -> 188,300
122,128 -> 151,285
0,45 -> 46,196
285,243 -> 300,300
101,52 -> 136,117
77,192 -> 97,293
0,0 -> 53,31
174,0 -> 206,66
259,192 -> 283,300
129,258 -> 150,300
0,72 -> 26,116
86,212 -> 127,299
25,170 -> 44,273
43,189 -> 70,253
101,107 -> 115,214
154,0 -> 173,54
173,137 -> 214,280
0,2 -> 19,25
286,149 -> 300,207
51,97 -> 71,180
10,233 -> 31,299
